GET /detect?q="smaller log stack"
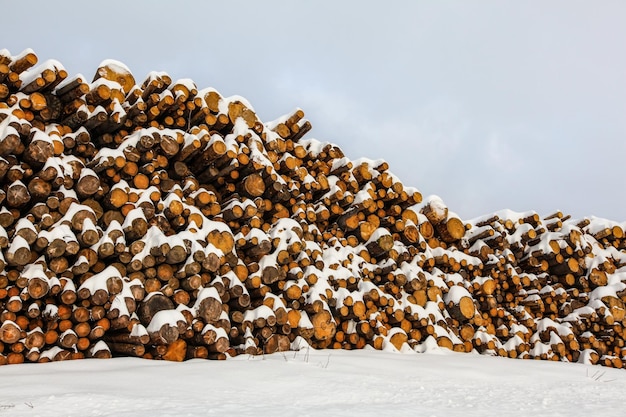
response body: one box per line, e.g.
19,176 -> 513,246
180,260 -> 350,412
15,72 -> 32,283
0,48 -> 625,369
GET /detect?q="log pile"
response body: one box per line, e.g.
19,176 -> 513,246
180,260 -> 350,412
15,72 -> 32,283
0,48 -> 625,368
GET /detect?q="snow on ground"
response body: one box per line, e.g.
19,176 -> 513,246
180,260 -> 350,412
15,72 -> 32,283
0,348 -> 624,417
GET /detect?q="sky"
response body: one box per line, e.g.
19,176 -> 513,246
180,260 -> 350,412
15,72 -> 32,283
2,0 -> 625,222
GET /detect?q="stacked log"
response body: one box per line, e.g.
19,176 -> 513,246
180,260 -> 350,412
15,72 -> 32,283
0,49 -> 625,369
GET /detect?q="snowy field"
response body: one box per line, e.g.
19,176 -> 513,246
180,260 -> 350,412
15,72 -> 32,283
1,347 -> 624,417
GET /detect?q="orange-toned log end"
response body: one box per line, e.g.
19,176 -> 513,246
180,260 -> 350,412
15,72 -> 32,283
202,90 -> 221,113
311,310 -> 336,341
357,221 -> 376,242
210,231 -> 235,254
352,301 -> 367,320
372,335 -> 384,351
480,278 -> 497,296
0,321 -> 22,344
242,173 -> 265,197
427,286 -> 443,303
611,225 -> 624,239
284,284 -> 303,301
28,276 -> 50,299
419,221 -> 434,240
10,51 -> 38,74
459,323 -> 475,342
402,222 -> 420,243
163,339 -> 187,362
436,336 -> 454,350
610,356 -> 623,369
438,217 -> 466,243
232,263 -> 248,282
602,296 -> 626,321
588,268 -> 608,288
389,331 -> 408,351
412,290 -> 428,307
338,210 -> 360,231
107,188 -> 129,209
227,101 -> 245,125
448,296 -> 476,322
287,309 -> 302,329
94,60 -> 136,94
273,123 -> 291,139
241,108 -> 258,129
263,334 -> 291,354
551,256 -> 582,276
133,173 -> 150,190
7,353 -> 25,365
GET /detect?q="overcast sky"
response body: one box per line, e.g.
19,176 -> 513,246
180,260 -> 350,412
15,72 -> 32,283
3,1 -> 625,222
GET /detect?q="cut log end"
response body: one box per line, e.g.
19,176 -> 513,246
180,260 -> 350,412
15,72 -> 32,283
311,310 -> 336,341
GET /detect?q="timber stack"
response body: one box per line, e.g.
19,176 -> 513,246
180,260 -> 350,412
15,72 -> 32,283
0,48 -> 625,368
